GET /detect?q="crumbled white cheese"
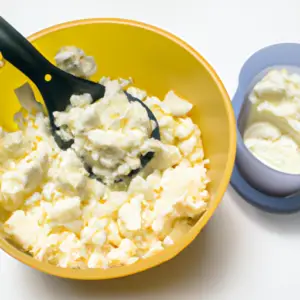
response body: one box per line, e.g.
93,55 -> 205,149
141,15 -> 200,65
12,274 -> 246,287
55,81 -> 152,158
178,135 -> 197,156
175,118 -> 195,139
4,210 -> 49,250
127,86 -> 147,101
0,145 -> 48,211
88,252 -> 108,268
47,196 -> 81,224
149,144 -> 182,170
128,176 -> 154,200
24,192 -> 41,206
107,220 -> 122,247
0,68 -> 209,270
163,91 -> 193,117
163,235 -> 174,246
119,195 -> 142,231
143,241 -> 164,258
52,149 -> 87,192
54,83 -> 157,184
70,94 -> 93,107
245,69 -> 300,174
107,238 -> 137,266
55,46 -> 97,78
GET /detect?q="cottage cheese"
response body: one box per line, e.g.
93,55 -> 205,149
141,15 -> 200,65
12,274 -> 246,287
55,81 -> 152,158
54,82 -> 155,184
55,46 -> 97,78
244,69 -> 300,174
0,49 -> 209,269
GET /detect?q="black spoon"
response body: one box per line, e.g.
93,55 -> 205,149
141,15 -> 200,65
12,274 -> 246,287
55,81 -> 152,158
0,16 -> 160,178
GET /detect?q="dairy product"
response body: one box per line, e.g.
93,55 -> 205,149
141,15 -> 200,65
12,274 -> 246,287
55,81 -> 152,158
0,48 -> 210,269
54,82 -> 155,184
55,46 -> 97,78
244,69 -> 300,174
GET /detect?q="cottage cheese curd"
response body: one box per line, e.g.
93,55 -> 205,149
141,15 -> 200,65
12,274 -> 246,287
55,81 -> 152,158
244,69 -> 300,174
54,79 -> 155,185
55,46 -> 97,78
0,48 -> 209,269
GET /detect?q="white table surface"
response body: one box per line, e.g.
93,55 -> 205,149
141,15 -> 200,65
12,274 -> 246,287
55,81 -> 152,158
1,0 -> 300,299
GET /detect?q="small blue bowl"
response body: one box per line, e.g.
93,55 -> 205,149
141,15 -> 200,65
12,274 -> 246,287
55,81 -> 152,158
231,43 -> 300,214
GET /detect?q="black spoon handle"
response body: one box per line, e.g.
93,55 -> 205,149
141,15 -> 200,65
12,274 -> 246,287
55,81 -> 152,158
0,17 -> 56,85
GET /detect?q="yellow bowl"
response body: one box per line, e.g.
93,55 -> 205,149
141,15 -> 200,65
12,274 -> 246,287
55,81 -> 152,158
0,18 -> 236,280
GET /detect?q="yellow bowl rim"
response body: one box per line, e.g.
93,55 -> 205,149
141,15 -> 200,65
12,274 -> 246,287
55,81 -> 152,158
0,17 -> 236,280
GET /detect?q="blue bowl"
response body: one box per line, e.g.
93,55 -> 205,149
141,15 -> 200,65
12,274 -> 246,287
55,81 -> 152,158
231,43 -> 300,214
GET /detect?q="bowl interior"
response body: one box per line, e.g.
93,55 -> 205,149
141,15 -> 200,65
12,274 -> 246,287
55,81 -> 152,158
0,19 -> 236,279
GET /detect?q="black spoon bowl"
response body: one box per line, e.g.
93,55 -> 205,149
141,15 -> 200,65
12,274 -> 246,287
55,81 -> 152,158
0,16 -> 160,179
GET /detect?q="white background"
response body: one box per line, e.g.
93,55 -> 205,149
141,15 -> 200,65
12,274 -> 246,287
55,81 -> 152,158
1,1 -> 300,299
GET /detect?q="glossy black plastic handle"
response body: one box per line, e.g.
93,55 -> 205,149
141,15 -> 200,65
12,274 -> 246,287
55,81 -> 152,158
0,16 -> 56,85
